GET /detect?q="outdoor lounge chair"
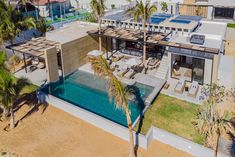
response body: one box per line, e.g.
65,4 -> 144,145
124,69 -> 137,79
187,81 -> 199,98
174,78 -> 185,94
173,68 -> 181,76
117,68 -> 129,77
148,58 -> 159,66
37,62 -> 45,69
32,59 -> 39,65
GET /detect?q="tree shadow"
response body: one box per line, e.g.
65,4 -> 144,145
13,91 -> 49,127
125,85 -> 145,156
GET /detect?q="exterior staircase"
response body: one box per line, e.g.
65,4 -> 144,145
154,55 -> 170,80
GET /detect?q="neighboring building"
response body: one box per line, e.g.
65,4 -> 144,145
152,0 -> 183,15
69,0 -> 130,10
33,0 -> 72,19
179,0 -> 235,21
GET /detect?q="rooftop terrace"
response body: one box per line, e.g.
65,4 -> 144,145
46,21 -> 98,44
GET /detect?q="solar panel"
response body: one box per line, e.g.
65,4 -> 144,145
190,34 -> 205,45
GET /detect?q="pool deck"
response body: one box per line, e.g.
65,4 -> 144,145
78,63 -> 166,106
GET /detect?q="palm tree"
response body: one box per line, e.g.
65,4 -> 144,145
0,51 -> 6,70
90,55 -> 136,157
194,100 -> 235,157
90,0 -> 106,51
0,0 -> 36,45
18,0 -> 34,16
0,70 -> 30,128
126,0 -> 157,70
36,17 -> 50,36
160,2 -> 168,13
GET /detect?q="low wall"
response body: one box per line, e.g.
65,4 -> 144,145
45,94 -> 228,157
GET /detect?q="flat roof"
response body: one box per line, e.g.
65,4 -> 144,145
10,37 -> 59,58
46,21 -> 98,44
87,27 -> 170,44
170,35 -> 222,51
196,0 -> 235,7
195,21 -> 227,39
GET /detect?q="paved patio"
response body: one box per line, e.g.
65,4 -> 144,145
161,78 -> 204,105
14,67 -> 47,86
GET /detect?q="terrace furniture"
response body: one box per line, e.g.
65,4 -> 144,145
132,64 -> 144,73
188,81 -> 199,98
117,68 -> 129,77
27,65 -> 37,73
32,59 -> 39,65
148,58 -> 159,66
37,62 -> 45,69
173,68 -> 181,76
163,82 -> 170,89
174,79 -> 186,94
124,69 -> 137,79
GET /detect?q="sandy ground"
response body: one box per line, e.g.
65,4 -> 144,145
225,40 -> 235,57
0,104 -> 192,157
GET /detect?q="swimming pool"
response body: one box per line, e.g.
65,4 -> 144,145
150,14 -> 172,24
43,70 -> 154,127
170,19 -> 191,24
150,17 -> 166,24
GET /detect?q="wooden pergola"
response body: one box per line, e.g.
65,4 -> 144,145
9,37 -> 60,73
87,27 -> 171,44
88,27 -> 219,55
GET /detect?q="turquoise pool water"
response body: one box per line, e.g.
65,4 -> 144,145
43,70 -> 154,127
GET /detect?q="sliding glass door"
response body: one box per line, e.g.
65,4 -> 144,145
192,58 -> 205,84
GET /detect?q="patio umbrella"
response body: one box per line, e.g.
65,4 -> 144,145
125,58 -> 142,66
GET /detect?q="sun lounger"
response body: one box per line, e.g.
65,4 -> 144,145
37,62 -> 45,69
32,59 -> 39,65
174,79 -> 185,94
124,69 -> 136,79
117,68 -> 129,77
188,81 -> 199,98
148,58 -> 159,66
173,68 -> 181,76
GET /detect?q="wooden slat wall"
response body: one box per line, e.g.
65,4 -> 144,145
179,5 -> 208,18
61,35 -> 110,76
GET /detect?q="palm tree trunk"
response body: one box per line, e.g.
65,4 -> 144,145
25,5 -> 28,16
124,104 -> 135,157
10,106 -> 15,129
142,21 -> 147,71
98,17 -> 102,51
214,133 -> 220,157
2,106 -> 9,120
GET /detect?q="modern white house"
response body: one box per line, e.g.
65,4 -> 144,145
100,11 -> 230,89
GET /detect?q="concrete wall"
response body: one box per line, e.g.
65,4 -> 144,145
212,55 -> 219,83
45,94 -> 228,157
60,35 -> 110,76
204,58 -> 213,84
179,4 -> 208,17
44,46 -> 59,82
217,55 -> 235,89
